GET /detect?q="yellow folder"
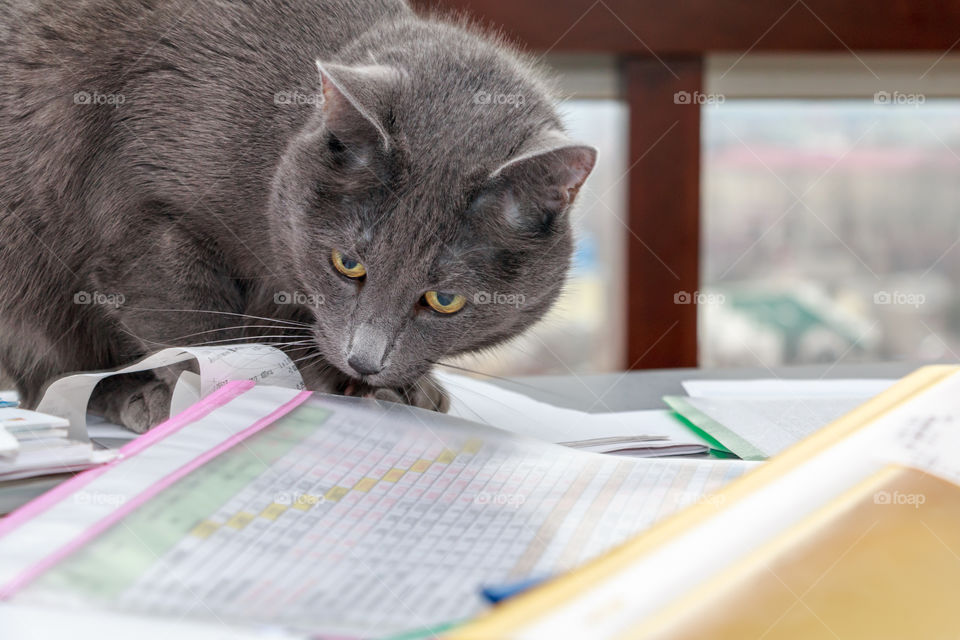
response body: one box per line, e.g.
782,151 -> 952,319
452,365 -> 960,639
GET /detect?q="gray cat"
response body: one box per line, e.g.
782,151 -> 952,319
0,0 -> 596,432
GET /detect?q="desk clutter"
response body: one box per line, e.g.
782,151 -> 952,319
0,344 -> 953,638
0,345 -> 756,638
0,405 -> 116,514
457,366 -> 960,639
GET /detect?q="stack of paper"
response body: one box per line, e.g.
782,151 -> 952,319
0,407 -> 70,444
0,407 -> 113,481
0,405 -> 117,514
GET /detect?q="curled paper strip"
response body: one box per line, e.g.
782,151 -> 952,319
36,345 -> 305,441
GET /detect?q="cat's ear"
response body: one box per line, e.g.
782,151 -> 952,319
490,129 -> 597,214
314,60 -> 398,151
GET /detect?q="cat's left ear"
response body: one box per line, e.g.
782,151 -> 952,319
314,60 -> 399,151
490,129 -> 597,212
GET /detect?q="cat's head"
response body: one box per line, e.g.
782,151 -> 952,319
268,23 -> 595,390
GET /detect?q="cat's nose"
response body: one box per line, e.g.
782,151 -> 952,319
347,353 -> 382,376
346,323 -> 387,377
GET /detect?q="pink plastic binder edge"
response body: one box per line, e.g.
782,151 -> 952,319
0,379 -> 259,539
0,379 -> 255,539
0,383 -> 312,598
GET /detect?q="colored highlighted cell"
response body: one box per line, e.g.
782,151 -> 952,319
383,468 -> 405,482
410,459 -> 432,473
189,520 -> 220,539
436,449 -> 457,464
225,511 -> 256,530
260,502 -> 288,520
354,478 -> 378,492
324,486 -> 350,502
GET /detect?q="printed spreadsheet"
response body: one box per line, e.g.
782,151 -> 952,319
13,394 -> 754,638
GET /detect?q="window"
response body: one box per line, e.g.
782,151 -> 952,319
702,98 -> 960,367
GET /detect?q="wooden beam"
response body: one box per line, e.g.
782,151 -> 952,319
412,0 -> 960,54
623,56 -> 702,368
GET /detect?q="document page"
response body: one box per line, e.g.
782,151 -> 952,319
7,387 -> 755,638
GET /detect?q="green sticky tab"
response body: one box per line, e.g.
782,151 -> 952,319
663,396 -> 766,461
669,411 -> 738,459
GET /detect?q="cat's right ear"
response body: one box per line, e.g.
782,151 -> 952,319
312,61 -> 399,152
489,129 -> 597,228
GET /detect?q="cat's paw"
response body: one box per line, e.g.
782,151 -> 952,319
366,376 -> 450,413
92,377 -> 173,434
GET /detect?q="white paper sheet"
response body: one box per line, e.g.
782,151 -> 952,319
0,426 -> 17,457
439,372 -> 714,455
881,406 -> 960,488
682,378 -> 896,398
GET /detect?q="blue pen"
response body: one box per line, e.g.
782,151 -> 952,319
480,574 -> 550,605
0,400 -> 19,408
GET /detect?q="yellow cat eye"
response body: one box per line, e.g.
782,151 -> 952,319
331,249 -> 366,278
423,291 -> 466,314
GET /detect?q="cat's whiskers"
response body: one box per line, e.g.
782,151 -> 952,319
139,324 -> 313,346
429,359 -> 564,398
294,354 -> 333,381
413,376 -> 444,409
302,358 -> 331,373
290,351 -> 328,367
166,334 -> 312,347
429,376 -> 522,421
122,307 -> 314,328
445,335 -> 563,373
122,330 -> 315,352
